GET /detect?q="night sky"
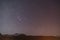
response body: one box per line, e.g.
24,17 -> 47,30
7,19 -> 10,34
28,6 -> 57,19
0,0 -> 60,36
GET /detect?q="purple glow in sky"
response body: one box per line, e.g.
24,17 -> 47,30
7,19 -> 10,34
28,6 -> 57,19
0,0 -> 60,36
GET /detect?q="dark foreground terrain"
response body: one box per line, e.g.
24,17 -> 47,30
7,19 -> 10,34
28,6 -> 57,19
0,34 -> 60,40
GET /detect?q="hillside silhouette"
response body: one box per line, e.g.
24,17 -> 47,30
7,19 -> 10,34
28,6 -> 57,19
0,33 -> 60,40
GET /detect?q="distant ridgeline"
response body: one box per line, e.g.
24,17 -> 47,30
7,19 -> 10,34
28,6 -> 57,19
0,33 -> 60,40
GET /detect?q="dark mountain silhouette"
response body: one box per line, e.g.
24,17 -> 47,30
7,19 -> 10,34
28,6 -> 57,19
0,33 -> 60,40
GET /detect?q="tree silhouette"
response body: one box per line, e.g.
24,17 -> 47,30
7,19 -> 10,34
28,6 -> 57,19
0,33 -> 2,36
0,33 -> 2,40
15,34 -> 27,40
